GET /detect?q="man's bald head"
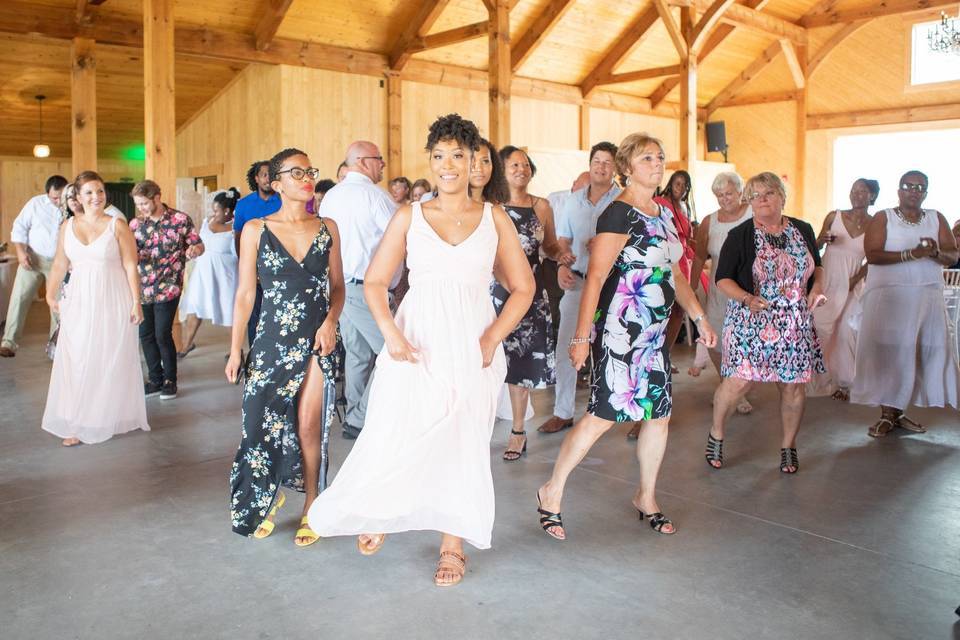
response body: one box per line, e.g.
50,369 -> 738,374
345,141 -> 385,183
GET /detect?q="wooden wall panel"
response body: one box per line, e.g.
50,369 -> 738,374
588,107 -> 680,161
511,97 -> 580,150
176,64 -> 282,192
280,66 -> 388,181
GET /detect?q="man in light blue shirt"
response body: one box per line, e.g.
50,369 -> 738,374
539,142 -> 621,433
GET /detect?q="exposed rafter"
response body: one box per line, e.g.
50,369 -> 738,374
721,2 -> 806,44
253,0 -> 294,52
598,64 -> 682,86
689,0 -> 736,55
648,0 -> 771,108
778,39 -> 805,88
653,0 -> 687,57
407,21 -> 488,54
719,89 -> 800,107
801,0 -> 958,28
706,38 -> 782,113
75,0 -> 106,23
807,102 -> 960,129
579,5 -> 661,96
807,19 -> 868,77
389,0 -> 451,70
511,0 -> 576,71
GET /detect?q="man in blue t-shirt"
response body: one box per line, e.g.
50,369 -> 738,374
233,160 -> 281,346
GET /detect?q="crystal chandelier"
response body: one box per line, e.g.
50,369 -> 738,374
928,11 -> 960,55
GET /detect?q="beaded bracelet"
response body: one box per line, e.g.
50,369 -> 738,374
569,337 -> 590,345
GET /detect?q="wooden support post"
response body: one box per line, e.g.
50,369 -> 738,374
679,7 -> 697,172
488,0 -> 511,148
386,72 -> 402,181
70,37 -> 97,175
794,46 -> 807,216
579,104 -> 590,151
144,0 -> 176,199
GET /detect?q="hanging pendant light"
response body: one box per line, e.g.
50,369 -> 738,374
32,95 -> 50,158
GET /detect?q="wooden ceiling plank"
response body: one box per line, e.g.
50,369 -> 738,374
801,0 -> 958,28
778,38 -> 805,88
654,0 -> 688,57
648,0 -> 770,107
408,21 -> 488,54
389,0 -> 452,71
689,0 -> 736,55
579,5 -> 661,96
806,19 -> 867,78
706,38 -> 782,113
253,0 -> 295,52
510,0 -> 576,71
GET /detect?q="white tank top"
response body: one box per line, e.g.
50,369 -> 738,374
864,208 -> 943,290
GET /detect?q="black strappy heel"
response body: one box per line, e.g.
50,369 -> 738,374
536,490 -> 565,540
638,509 -> 676,535
503,429 -> 527,462
705,434 -> 723,469
780,448 -> 799,474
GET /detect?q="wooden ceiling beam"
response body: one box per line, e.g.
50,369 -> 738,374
721,3 -> 806,45
807,102 -> 960,129
599,64 -> 682,86
778,39 -> 805,88
388,0 -> 451,71
715,89 -> 800,108
653,0 -> 687,57
253,0 -> 294,52
511,0 -> 576,71
706,38 -> 782,113
689,0 -> 736,55
579,5 -> 661,96
801,0 -> 959,28
407,21 -> 488,54
648,0 -> 770,108
806,19 -> 868,78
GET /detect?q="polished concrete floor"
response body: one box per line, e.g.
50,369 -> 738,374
2,306 -> 960,640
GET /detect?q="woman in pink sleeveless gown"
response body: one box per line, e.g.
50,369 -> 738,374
308,115 -> 534,587
42,171 -> 148,446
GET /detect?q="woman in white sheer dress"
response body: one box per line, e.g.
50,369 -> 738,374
308,114 -> 533,587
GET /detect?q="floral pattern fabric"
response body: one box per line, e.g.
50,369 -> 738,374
721,223 -> 825,383
230,220 -> 342,536
491,204 -> 556,389
587,201 -> 682,422
130,206 -> 203,304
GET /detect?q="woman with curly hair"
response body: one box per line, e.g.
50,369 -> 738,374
308,114 -> 533,587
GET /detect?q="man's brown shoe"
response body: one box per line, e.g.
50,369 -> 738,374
538,416 -> 573,434
0,347 -> 15,358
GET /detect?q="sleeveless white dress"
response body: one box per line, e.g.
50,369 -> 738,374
851,208 -> 960,408
308,202 -> 507,549
808,212 -> 867,395
179,219 -> 238,326
42,218 -> 149,443
704,207 -> 752,352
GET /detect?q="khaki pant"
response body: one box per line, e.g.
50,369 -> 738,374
1,256 -> 57,352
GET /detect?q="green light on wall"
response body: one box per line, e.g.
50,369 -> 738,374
123,144 -> 146,161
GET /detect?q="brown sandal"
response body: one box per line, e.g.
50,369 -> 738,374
868,418 -> 894,438
434,550 -> 466,587
894,413 -> 926,433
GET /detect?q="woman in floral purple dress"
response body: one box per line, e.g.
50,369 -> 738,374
535,134 -> 716,541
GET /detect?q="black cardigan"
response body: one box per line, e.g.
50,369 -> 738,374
714,216 -> 821,295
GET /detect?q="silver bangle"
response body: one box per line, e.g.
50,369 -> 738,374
569,337 -> 590,345
691,314 -> 704,324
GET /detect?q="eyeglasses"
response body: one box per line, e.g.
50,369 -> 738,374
899,182 -> 926,193
358,156 -> 385,165
748,190 -> 780,202
275,167 -> 320,181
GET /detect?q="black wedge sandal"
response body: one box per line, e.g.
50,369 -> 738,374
705,434 -> 724,469
503,429 -> 527,462
638,509 -> 676,535
536,490 -> 565,540
779,447 -> 799,474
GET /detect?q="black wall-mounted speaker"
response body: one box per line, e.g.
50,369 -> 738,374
706,121 -> 727,153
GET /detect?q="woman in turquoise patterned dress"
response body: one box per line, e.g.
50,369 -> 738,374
707,172 -> 825,474
226,148 -> 344,545
535,133 -> 716,541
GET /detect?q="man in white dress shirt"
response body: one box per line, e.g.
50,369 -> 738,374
0,175 -> 68,357
539,142 -> 621,433
319,141 -> 398,438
